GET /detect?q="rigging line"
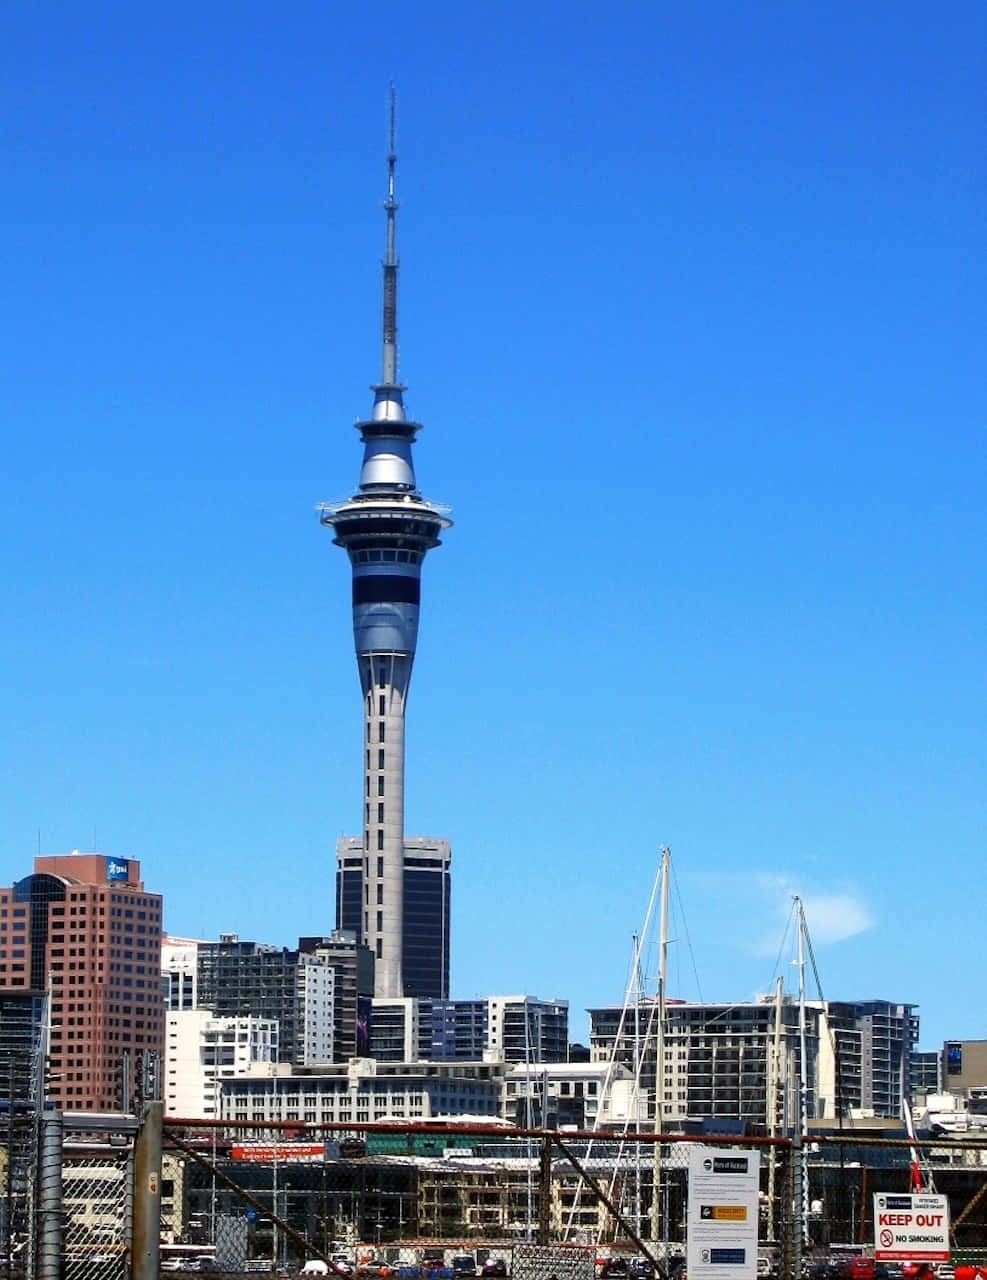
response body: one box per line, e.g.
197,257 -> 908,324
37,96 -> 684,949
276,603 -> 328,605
670,861 -> 704,1002
566,857 -> 665,1244
800,904 -> 855,1135
564,929 -> 647,1242
767,895 -> 798,995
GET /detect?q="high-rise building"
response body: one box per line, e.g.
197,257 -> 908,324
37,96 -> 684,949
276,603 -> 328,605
0,990 -> 45,1104
369,994 -> 569,1065
299,930 -> 376,1061
320,99 -> 451,999
161,935 -> 202,1010
588,994 -> 919,1130
163,931 -> 373,1069
164,1009 -> 279,1119
0,853 -> 164,1111
589,996 -> 824,1131
825,998 -> 919,1118
195,934 -> 335,1067
940,1039 -> 987,1092
335,836 -> 450,1000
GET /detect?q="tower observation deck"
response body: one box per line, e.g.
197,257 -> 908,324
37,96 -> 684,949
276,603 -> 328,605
319,95 -> 451,999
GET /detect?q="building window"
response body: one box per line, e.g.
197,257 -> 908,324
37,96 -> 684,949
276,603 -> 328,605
376,885 -> 383,905
379,695 -> 386,715
378,749 -> 385,769
377,831 -> 384,851
377,857 -> 384,877
376,940 -> 382,959
377,776 -> 384,796
378,722 -> 385,743
377,803 -> 384,822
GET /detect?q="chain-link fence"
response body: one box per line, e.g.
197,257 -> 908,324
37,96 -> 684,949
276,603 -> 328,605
808,1134 -> 987,1255
157,1123 -> 797,1277
62,1149 -> 131,1280
13,1115 -> 987,1278
1,1103 -> 35,1277
151,1122 -> 987,1276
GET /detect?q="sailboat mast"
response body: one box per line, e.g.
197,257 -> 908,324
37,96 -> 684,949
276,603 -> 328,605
650,845 -> 671,1243
767,975 -> 783,1241
794,897 -> 810,1267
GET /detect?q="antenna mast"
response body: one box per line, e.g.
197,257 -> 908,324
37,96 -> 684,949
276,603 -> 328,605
380,85 -> 399,388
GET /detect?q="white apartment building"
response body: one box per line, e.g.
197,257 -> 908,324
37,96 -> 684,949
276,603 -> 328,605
298,960 -> 335,1065
219,1058 -> 505,1123
485,996 -> 569,1062
162,936 -> 203,1010
589,995 -> 827,1130
165,1009 -> 279,1119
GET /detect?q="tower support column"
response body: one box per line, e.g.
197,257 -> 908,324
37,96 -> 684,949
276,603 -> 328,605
360,652 -> 410,997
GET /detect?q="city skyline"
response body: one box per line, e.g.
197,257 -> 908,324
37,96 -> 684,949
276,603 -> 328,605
1,3 -> 983,1050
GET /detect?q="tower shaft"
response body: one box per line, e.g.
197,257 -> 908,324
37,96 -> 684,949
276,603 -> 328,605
359,653 -> 409,997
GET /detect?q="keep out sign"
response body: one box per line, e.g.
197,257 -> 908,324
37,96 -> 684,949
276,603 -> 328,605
873,1193 -> 950,1262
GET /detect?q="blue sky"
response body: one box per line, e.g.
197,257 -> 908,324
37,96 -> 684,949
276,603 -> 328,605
2,2 -> 983,1049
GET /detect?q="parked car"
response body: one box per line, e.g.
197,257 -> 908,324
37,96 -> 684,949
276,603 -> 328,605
481,1261 -> 507,1278
629,1261 -> 654,1279
601,1262 -> 630,1279
452,1259 -> 476,1277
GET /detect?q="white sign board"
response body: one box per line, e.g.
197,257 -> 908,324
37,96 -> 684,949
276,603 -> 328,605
687,1147 -> 760,1280
873,1193 -> 950,1262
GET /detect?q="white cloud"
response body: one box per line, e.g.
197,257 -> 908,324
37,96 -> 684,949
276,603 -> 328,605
798,891 -> 874,943
738,873 -> 875,956
668,868 -> 877,999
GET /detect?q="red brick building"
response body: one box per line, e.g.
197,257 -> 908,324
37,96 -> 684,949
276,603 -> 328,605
0,853 -> 163,1111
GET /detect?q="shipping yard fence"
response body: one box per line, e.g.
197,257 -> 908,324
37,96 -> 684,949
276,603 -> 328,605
155,1122 -> 987,1273
10,1115 -> 987,1278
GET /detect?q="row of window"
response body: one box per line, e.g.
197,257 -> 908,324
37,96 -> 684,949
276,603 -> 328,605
230,1109 -> 426,1122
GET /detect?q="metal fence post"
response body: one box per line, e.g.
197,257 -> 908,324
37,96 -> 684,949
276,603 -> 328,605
538,1136 -> 552,1245
133,1100 -> 162,1280
35,1110 -> 62,1280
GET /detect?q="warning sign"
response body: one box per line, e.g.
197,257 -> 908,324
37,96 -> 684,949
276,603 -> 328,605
873,1193 -> 950,1262
701,1206 -> 749,1222
687,1147 -> 759,1280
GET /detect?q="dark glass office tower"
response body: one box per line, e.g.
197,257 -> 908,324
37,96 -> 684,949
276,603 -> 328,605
335,835 -> 450,1000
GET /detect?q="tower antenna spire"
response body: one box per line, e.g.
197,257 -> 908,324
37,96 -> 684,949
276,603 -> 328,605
381,84 -> 399,388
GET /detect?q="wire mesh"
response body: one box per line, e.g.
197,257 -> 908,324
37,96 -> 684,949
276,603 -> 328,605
61,1151 -> 131,1280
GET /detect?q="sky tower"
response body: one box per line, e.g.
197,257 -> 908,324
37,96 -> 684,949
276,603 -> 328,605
320,96 -> 451,1000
